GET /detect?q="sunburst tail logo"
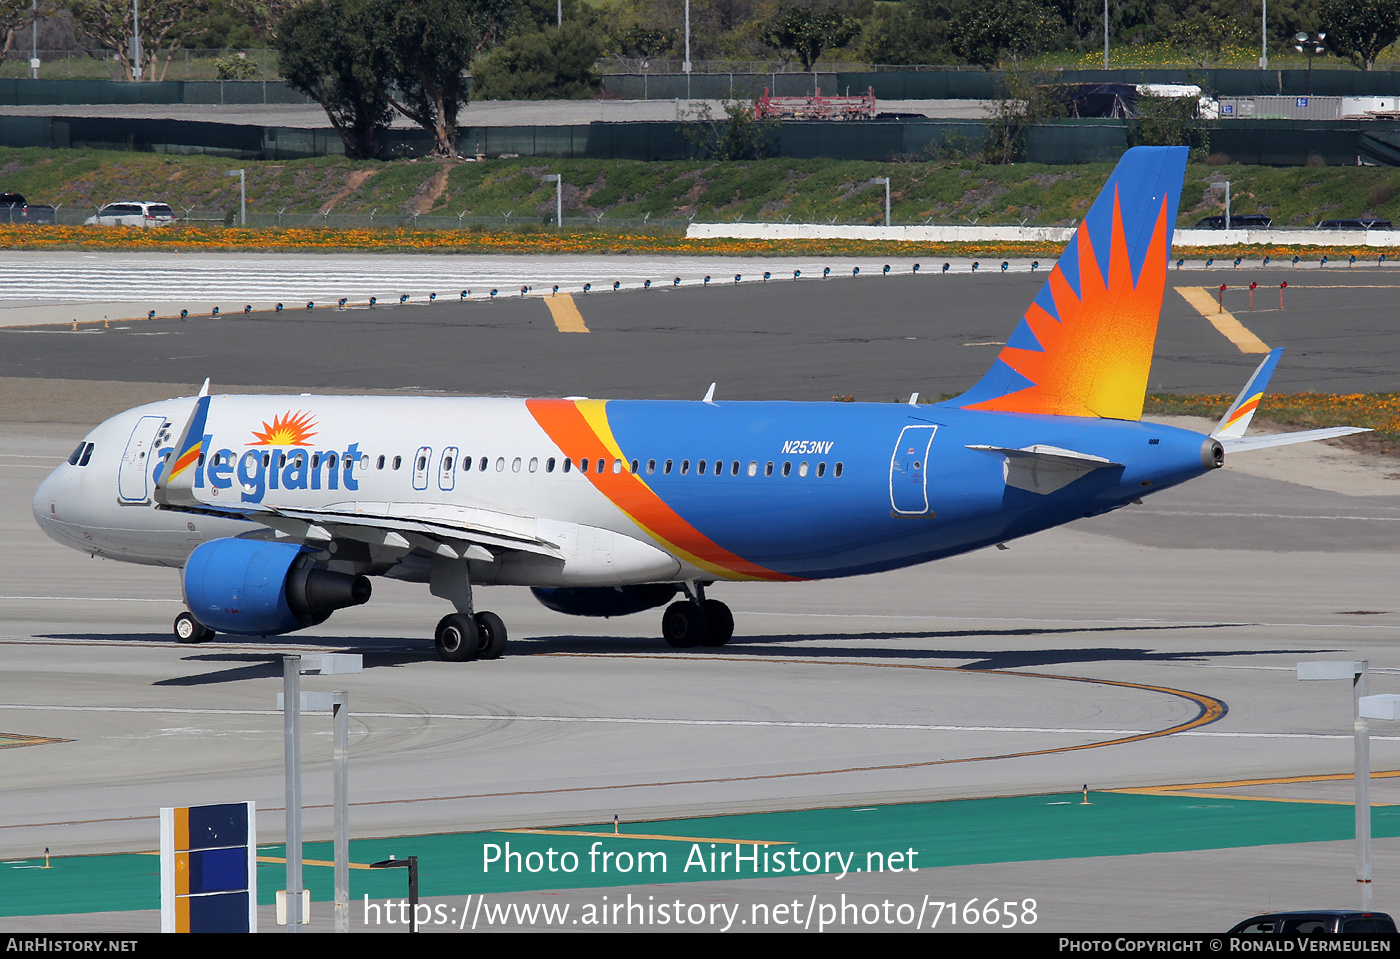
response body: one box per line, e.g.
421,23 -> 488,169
951,146 -> 1189,421
250,410 -> 318,447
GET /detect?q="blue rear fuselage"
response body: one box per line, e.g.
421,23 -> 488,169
601,399 -> 1216,580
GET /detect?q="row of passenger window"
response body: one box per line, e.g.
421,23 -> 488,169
443,454 -> 844,479
196,449 -> 845,480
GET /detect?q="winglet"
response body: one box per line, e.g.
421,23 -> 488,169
702,382 -> 717,405
154,390 -> 211,508
1212,348 -> 1283,439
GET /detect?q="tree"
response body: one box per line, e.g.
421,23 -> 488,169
67,0 -> 212,81
380,0 -> 512,156
858,0 -> 954,66
682,99 -> 778,159
948,0 -> 1060,68
1319,0 -> 1400,70
758,6 -> 860,70
0,0 -> 46,58
469,24 -> 602,100
224,0 -> 305,41
276,0 -> 393,158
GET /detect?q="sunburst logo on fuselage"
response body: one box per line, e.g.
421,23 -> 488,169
249,410 -> 317,447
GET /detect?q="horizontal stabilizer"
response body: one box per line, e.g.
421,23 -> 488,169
967,444 -> 1120,494
1222,426 -> 1371,452
1213,348 -> 1283,439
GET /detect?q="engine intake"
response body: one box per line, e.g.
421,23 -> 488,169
183,538 -> 371,636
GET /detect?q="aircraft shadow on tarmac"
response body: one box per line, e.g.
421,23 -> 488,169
37,628 -> 1337,685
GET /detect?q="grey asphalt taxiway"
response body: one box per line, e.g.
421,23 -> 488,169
2,262 -> 1400,931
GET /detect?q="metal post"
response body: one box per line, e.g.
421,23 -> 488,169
684,0 -> 691,101
283,655 -> 303,932
30,1 -> 37,79
333,691 -> 349,933
872,177 -> 890,227
225,169 -> 245,225
543,174 -> 561,228
1103,0 -> 1109,69
1355,661 -> 1372,909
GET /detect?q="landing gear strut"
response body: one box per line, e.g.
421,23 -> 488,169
662,583 -> 733,648
434,611 -> 508,662
173,611 -> 215,644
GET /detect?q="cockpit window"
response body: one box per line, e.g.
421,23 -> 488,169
67,443 -> 85,465
77,443 -> 94,467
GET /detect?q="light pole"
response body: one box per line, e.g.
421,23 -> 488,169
1298,660 -> 1373,909
543,173 -> 561,228
1260,0 -> 1268,69
131,0 -> 141,82
1295,31 -> 1326,96
1103,0 -> 1109,68
684,0 -> 692,101
225,168 -> 245,226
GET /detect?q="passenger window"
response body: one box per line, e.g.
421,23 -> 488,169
495,457 -> 505,472
327,453 -> 337,469
835,462 -> 844,477
798,462 -> 808,477
596,458 -> 605,473
817,462 -> 826,477
261,452 -> 271,467
562,457 -> 571,473
443,456 -> 454,471
546,457 -> 555,472
612,459 -> 622,474
377,455 -> 385,470
392,456 -> 402,470
765,462 -> 774,477
312,454 -> 321,469
630,459 -> 639,473
647,459 -> 656,474
782,462 -> 791,477
478,457 -> 487,471
680,460 -> 690,475
580,458 -> 589,473
747,461 -> 757,477
664,459 -> 673,474
462,456 -> 471,471
697,460 -> 707,475
529,457 -> 538,472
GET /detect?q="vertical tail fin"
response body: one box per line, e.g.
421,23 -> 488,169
951,146 -> 1188,421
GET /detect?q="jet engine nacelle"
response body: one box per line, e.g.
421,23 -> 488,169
530,584 -> 678,618
183,538 -> 371,635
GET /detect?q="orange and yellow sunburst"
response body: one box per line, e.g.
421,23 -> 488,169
249,410 -> 318,447
964,187 -> 1170,422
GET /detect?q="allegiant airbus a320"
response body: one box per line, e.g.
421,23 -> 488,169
32,147 -> 1364,661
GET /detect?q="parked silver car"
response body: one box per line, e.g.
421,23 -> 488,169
84,201 -> 176,227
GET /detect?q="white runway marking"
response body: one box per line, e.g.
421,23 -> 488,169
1,702 -> 1395,741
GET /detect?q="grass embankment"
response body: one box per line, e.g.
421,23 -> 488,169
5,148 -> 1400,228
1144,394 -> 1400,453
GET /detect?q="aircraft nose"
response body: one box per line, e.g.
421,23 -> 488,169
33,462 -> 80,540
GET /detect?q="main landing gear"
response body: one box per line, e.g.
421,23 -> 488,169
173,610 -> 215,644
434,611 -> 508,662
661,583 -> 734,648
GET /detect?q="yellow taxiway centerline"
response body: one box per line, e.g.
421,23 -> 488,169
1174,286 -> 1271,354
544,293 -> 589,333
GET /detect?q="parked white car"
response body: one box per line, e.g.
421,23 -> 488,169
83,201 -> 177,227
